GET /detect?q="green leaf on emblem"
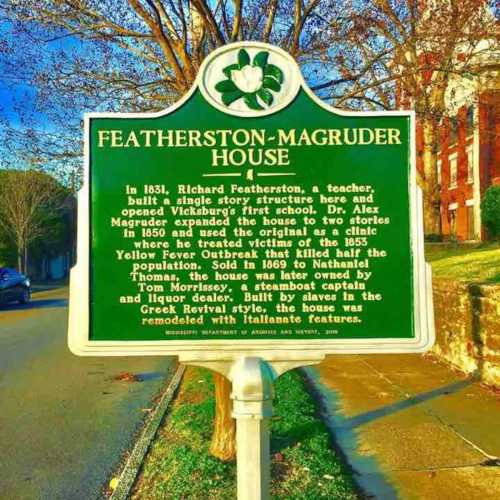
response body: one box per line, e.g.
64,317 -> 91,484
243,94 -> 264,110
222,64 -> 239,78
221,90 -> 244,106
257,88 -> 273,106
263,76 -> 281,92
253,51 -> 269,69
215,80 -> 238,92
265,64 -> 284,84
238,49 -> 250,68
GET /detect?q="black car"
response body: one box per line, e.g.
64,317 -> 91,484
0,268 -> 31,305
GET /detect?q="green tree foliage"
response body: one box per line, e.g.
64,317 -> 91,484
0,236 -> 17,268
0,169 -> 72,274
481,185 -> 500,238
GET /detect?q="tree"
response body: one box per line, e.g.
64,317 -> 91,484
0,234 -> 17,268
312,0 -> 498,234
0,169 -> 68,274
0,0 -> 341,184
481,185 -> 500,238
1,0 -> 345,462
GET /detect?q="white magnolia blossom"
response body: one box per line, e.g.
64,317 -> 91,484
231,65 -> 263,93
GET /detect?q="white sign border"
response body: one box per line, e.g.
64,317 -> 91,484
68,41 -> 435,358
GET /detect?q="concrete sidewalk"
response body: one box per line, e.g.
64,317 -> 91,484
304,354 -> 500,500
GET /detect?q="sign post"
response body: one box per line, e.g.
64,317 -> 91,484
69,42 -> 434,499
231,357 -> 274,500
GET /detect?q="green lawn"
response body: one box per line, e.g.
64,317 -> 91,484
425,242 -> 500,283
131,367 -> 359,499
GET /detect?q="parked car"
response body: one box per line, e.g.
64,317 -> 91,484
0,268 -> 31,305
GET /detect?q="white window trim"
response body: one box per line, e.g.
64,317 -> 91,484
466,145 -> 474,184
449,118 -> 458,146
449,152 -> 458,190
465,106 -> 475,141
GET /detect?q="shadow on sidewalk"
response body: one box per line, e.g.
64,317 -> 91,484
342,378 -> 474,430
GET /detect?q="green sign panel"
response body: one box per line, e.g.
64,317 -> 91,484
69,43 -> 434,355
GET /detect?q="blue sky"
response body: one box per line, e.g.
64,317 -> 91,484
0,19 -> 82,127
0,18 -> 89,179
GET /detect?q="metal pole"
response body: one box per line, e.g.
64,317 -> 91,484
230,357 -> 274,500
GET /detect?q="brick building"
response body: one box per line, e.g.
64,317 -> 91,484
415,79 -> 499,241
417,86 -> 500,241
410,2 -> 499,241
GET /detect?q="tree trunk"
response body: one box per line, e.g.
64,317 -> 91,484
421,117 -> 441,236
24,246 -> 28,276
209,372 -> 236,461
17,249 -> 22,273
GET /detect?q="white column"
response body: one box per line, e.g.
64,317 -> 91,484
230,357 -> 274,500
236,415 -> 271,499
472,104 -> 482,240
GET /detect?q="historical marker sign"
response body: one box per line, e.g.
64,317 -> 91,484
69,42 -> 434,357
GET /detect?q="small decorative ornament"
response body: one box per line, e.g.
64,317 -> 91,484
214,48 -> 284,110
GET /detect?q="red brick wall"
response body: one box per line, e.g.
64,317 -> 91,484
481,92 -> 500,187
438,107 -> 475,240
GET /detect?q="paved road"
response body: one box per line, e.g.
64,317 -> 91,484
0,287 -> 176,500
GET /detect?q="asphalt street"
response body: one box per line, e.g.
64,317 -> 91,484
0,287 -> 176,500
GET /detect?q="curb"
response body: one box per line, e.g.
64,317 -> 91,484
109,364 -> 186,500
32,286 -> 68,297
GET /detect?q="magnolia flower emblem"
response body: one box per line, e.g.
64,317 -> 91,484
215,49 -> 284,110
231,65 -> 263,93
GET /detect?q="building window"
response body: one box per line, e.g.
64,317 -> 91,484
466,146 -> 473,183
449,116 -> 458,146
466,201 -> 475,240
449,154 -> 457,189
449,204 -> 457,238
437,159 -> 441,185
466,106 -> 474,137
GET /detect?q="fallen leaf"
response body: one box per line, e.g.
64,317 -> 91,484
113,372 -> 141,382
109,477 -> 119,490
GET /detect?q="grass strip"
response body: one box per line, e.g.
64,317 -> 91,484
425,242 -> 500,283
131,367 -> 358,499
